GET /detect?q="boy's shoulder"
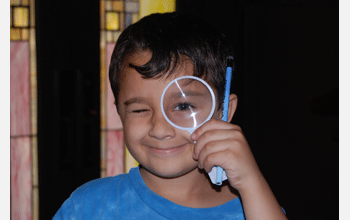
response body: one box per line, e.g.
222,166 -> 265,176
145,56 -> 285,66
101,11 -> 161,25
53,171 -> 138,219
70,172 -> 130,201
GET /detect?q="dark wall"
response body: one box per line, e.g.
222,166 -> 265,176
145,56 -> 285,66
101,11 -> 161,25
177,0 -> 338,219
36,1 -> 101,219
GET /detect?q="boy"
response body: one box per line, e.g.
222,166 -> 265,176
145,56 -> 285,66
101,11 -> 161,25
54,12 -> 287,219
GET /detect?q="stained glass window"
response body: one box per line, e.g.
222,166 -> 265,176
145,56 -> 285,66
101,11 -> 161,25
10,0 -> 38,219
10,0 -> 35,41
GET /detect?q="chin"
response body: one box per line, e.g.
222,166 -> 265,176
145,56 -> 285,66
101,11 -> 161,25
141,164 -> 198,179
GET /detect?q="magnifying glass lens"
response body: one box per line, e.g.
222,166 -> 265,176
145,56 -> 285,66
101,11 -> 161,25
162,78 -> 214,129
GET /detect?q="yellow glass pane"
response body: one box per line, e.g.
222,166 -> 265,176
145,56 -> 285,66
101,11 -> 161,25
13,7 -> 29,28
31,138 -> 38,186
125,145 -> 139,173
100,1 -> 105,29
112,1 -> 124,11
106,12 -> 119,30
140,0 -> 175,19
10,0 -> 21,6
32,187 -> 39,220
132,13 -> 139,24
29,29 -> 37,77
99,30 -> 107,129
119,12 -> 124,30
30,0 -> 35,27
22,28 -> 29,40
106,31 -> 113,42
10,28 -> 21,41
113,31 -> 122,42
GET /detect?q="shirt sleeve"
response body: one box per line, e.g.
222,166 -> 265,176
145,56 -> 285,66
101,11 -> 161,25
52,197 -> 79,220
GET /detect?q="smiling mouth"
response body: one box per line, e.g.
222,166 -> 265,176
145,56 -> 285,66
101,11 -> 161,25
145,143 -> 189,155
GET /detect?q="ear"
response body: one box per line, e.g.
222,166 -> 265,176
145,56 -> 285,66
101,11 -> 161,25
227,94 -> 238,122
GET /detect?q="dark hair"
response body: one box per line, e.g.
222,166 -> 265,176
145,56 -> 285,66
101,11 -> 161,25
109,12 -> 234,109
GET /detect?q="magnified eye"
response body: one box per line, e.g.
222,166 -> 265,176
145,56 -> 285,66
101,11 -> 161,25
173,102 -> 195,111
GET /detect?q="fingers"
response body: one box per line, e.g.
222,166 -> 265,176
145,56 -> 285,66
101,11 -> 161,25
192,120 -> 243,160
191,120 -> 246,173
193,129 -> 232,160
196,139 -> 234,172
190,119 -> 262,192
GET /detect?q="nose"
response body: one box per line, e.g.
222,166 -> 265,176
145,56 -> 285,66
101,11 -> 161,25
148,110 -> 176,140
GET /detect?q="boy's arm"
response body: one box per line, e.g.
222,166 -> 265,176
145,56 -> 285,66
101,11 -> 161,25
191,119 -> 287,220
238,171 -> 287,220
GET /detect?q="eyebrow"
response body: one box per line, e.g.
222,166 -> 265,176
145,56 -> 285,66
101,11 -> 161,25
168,90 -> 207,99
123,97 -> 149,106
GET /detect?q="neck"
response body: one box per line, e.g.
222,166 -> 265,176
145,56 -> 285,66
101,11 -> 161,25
139,167 -> 238,208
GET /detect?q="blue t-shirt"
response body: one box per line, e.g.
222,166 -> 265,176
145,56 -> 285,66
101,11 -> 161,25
53,167 -> 245,219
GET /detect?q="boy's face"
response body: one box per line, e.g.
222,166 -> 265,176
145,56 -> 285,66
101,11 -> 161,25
117,50 -> 217,178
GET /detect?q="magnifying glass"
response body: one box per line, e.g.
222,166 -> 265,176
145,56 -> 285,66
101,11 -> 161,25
160,76 -> 227,185
161,76 -> 215,134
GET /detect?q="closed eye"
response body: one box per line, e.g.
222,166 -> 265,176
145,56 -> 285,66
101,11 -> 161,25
132,109 -> 150,113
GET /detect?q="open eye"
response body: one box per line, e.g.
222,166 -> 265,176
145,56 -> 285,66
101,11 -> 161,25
173,102 -> 195,111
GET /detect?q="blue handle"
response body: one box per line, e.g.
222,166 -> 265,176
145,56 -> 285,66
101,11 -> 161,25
215,63 -> 233,185
222,66 -> 233,122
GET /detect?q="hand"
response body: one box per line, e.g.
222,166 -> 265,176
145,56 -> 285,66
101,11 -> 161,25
191,119 -> 261,191
191,119 -> 288,219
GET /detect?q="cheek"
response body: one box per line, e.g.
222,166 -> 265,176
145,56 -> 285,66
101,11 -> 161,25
122,116 -> 150,142
176,129 -> 192,143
